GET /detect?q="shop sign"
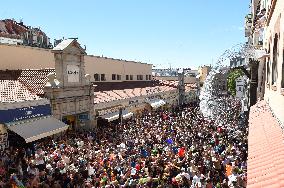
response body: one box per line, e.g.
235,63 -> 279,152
0,104 -> 51,123
97,106 -> 122,116
78,113 -> 89,120
67,64 -> 80,83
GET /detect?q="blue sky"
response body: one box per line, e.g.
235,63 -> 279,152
1,0 -> 249,69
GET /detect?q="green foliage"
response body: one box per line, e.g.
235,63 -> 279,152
227,69 -> 245,96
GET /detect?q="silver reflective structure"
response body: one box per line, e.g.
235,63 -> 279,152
199,43 -> 259,125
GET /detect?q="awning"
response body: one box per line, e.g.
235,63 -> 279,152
6,116 -> 69,143
100,110 -> 133,122
148,99 -> 166,109
123,112 -> 134,120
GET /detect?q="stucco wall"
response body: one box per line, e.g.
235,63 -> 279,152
0,44 -> 152,82
0,44 -> 54,69
85,56 -> 152,82
263,0 -> 284,125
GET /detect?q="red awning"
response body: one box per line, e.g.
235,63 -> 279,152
248,101 -> 284,187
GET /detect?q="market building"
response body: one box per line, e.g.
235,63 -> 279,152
0,38 -> 198,145
0,78 -> 69,150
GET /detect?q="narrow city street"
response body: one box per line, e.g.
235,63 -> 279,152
0,100 -> 248,187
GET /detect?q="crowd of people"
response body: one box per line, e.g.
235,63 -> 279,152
0,101 -> 248,187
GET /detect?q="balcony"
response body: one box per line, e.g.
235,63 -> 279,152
245,14 -> 252,37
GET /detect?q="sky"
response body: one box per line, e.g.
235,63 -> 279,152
1,0 -> 250,69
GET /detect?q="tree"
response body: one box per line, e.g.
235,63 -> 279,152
227,69 -> 245,96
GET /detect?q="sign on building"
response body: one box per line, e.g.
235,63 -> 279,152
236,76 -> 246,99
67,64 -> 80,82
0,104 -> 51,124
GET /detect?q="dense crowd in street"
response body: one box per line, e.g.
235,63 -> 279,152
0,101 -> 248,188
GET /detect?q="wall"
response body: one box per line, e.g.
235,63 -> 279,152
154,76 -> 197,84
0,43 -> 152,82
0,43 -> 54,69
85,56 -> 152,82
198,66 -> 211,83
263,0 -> 284,125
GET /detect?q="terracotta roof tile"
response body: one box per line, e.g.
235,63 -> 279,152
248,100 -> 284,188
0,80 -> 41,102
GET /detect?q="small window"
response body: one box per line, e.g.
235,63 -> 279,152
101,74 -> 106,81
94,74 -> 100,81
149,75 -> 152,80
112,74 -> 116,80
146,75 -> 149,80
137,75 -> 143,80
126,75 -> 129,80
117,75 -> 121,80
130,75 -> 133,80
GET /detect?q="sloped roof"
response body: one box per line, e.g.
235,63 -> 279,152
0,69 -> 55,97
52,39 -> 86,54
52,39 -> 74,51
0,80 -> 41,103
247,101 -> 284,187
17,69 -> 55,95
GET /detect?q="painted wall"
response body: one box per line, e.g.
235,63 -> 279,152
0,43 -> 54,69
263,0 -> 284,125
0,43 -> 152,82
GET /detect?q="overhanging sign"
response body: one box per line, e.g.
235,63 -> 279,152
0,104 -> 51,123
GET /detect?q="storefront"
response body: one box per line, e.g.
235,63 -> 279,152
96,105 -> 134,123
145,95 -> 166,110
0,100 -> 69,145
62,112 -> 89,130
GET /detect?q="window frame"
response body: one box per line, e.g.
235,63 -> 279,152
94,73 -> 100,81
112,74 -> 116,80
101,74 -> 106,81
117,74 -> 121,80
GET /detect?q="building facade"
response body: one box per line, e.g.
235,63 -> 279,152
0,43 -> 152,82
246,0 -> 284,124
44,39 -> 95,130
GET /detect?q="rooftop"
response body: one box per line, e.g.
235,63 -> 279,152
247,100 -> 284,187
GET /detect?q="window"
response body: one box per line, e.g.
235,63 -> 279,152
101,74 -> 106,81
146,75 -> 149,80
272,34 -> 278,85
137,75 -> 143,80
112,74 -> 116,80
130,75 -> 133,80
126,75 -> 129,80
117,75 -> 121,80
94,73 -> 100,81
149,75 -> 152,80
